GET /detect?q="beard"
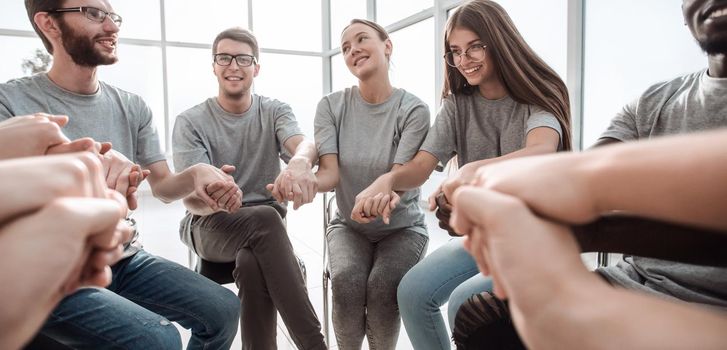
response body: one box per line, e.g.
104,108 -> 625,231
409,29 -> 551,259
58,19 -> 118,67
698,36 -> 727,55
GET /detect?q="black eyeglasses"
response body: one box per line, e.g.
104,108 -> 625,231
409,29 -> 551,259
213,53 -> 256,67
47,7 -> 123,27
444,44 -> 487,67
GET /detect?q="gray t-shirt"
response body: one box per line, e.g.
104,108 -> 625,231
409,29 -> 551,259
597,69 -> 727,308
315,87 -> 430,237
0,73 -> 166,256
420,92 -> 563,166
173,95 -> 303,204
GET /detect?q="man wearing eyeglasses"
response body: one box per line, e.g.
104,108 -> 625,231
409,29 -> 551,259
172,27 -> 326,349
0,1 -> 242,349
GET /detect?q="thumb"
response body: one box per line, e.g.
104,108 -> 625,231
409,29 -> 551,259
220,165 -> 236,174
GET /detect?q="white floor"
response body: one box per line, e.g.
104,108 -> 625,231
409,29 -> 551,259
135,190 -> 601,349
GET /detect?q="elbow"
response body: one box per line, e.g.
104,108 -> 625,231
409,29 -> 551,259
151,189 -> 174,204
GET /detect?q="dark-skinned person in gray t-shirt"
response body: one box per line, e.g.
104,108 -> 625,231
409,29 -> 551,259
314,19 -> 431,349
172,27 -> 326,350
0,1 -> 242,349
350,2 -> 572,349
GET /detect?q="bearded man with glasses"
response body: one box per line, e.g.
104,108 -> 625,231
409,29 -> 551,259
0,1 -> 243,349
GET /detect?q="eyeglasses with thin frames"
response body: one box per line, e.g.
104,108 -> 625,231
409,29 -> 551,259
46,6 -> 122,27
213,54 -> 257,67
444,44 -> 487,67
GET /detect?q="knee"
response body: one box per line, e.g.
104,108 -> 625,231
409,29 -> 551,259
141,318 -> 183,350
204,288 -> 241,338
249,205 -> 284,228
448,287 -> 474,321
330,266 -> 367,301
397,266 -> 432,311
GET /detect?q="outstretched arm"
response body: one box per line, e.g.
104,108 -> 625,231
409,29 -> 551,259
475,129 -> 727,230
450,187 -> 727,350
267,135 -> 319,209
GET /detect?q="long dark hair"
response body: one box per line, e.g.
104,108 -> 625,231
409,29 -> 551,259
443,0 -> 572,150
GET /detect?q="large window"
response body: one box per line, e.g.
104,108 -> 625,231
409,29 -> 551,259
377,0 -> 433,27
582,0 -> 705,147
254,53 -> 322,139
253,0 -> 321,52
330,0 -> 368,49
390,18 -> 436,117
165,0 -> 248,44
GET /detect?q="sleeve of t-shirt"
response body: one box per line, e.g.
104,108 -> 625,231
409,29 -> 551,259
525,106 -> 563,146
0,88 -> 15,120
314,96 -> 339,156
393,99 -> 430,165
419,96 -> 457,165
134,98 -> 166,167
172,113 -> 211,172
599,98 -> 639,142
273,100 -> 304,145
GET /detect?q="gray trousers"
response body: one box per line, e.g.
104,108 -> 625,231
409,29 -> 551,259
185,204 -> 326,350
327,220 -> 429,350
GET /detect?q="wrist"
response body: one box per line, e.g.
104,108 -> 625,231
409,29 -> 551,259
289,156 -> 313,170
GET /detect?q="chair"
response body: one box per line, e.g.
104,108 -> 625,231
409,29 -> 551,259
321,191 -> 336,347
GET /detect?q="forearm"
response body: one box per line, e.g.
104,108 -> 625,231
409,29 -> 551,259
573,216 -> 727,266
388,152 -> 439,191
150,165 -> 197,203
520,280 -> 727,350
290,139 -> 318,168
589,130 -> 727,231
0,233 -> 81,350
316,167 -> 338,192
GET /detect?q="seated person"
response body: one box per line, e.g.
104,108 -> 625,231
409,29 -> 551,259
450,129 -> 727,349
0,1 -> 241,348
172,27 -> 326,350
313,19 -> 430,349
442,0 -> 727,345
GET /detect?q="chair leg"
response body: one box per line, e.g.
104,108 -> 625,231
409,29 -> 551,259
597,252 -> 610,267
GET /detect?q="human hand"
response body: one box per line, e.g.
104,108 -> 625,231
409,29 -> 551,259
450,186 -> 584,301
192,164 -> 241,213
0,152 -> 111,222
59,191 -> 132,293
351,175 -> 399,224
440,161 -> 482,202
98,148 -> 150,210
0,113 -> 99,159
266,157 -> 317,210
473,153 -> 599,225
427,190 -> 458,235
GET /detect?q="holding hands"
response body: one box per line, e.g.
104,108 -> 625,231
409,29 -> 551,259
267,156 -> 318,210
192,163 -> 242,213
0,152 -> 132,293
350,174 -> 400,225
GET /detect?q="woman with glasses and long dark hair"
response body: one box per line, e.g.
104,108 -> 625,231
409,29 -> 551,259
314,19 -> 431,349
350,1 -> 571,349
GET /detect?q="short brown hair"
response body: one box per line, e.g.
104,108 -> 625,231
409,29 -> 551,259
213,27 -> 259,59
25,0 -> 63,54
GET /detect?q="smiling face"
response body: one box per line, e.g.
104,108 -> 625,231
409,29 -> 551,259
340,22 -> 392,81
683,0 -> 727,54
446,26 -> 497,88
213,38 -> 259,100
54,0 -> 119,66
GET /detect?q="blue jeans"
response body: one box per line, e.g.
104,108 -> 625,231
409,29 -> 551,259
40,250 -> 240,349
398,238 -> 493,350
